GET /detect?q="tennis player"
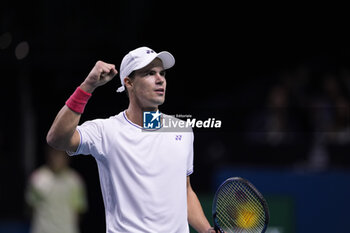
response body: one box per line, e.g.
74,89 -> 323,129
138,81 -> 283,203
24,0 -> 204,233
47,46 -> 215,233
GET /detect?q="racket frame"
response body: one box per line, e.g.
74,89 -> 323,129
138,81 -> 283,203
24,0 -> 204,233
212,177 -> 270,233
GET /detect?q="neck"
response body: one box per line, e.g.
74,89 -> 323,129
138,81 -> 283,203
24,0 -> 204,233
126,103 -> 158,127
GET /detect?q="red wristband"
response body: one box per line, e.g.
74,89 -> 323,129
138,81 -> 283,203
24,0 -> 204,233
65,87 -> 92,114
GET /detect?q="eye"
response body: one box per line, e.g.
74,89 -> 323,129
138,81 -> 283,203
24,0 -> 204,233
147,70 -> 156,76
160,70 -> 166,77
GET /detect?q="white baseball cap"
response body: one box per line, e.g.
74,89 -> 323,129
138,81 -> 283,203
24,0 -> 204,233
117,46 -> 175,92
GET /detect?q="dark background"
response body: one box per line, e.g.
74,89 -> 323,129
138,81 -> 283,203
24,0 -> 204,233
1,1 -> 350,232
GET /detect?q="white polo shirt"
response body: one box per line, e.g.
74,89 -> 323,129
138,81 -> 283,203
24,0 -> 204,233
69,111 -> 194,233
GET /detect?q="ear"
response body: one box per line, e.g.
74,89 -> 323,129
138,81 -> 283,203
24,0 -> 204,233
124,77 -> 133,89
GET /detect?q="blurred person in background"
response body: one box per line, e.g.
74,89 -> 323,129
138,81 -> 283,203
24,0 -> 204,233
245,84 -> 301,146
26,146 -> 88,233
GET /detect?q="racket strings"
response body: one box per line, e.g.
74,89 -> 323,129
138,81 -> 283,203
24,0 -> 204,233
215,181 -> 267,233
217,187 -> 264,232
217,189 -> 264,233
217,187 -> 250,232
217,198 -> 261,233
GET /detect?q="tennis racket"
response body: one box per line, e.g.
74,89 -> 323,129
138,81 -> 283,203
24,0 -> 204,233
212,177 -> 269,233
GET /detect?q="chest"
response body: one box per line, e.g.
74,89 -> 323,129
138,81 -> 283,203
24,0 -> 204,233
104,131 -> 191,176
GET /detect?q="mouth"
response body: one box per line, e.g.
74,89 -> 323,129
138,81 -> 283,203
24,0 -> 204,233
154,88 -> 165,95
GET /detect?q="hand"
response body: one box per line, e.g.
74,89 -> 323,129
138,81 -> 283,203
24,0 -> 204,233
207,227 -> 217,233
80,60 -> 118,93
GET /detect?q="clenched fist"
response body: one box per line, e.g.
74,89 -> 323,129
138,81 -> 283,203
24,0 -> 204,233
80,61 -> 118,93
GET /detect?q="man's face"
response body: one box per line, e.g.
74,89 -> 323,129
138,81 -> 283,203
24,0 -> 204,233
129,58 -> 166,109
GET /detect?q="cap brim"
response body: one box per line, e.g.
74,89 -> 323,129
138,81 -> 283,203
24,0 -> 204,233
156,51 -> 175,69
133,51 -> 175,71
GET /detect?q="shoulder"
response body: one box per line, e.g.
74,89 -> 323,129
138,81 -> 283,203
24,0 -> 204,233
30,166 -> 50,179
29,166 -> 54,188
79,111 -> 124,130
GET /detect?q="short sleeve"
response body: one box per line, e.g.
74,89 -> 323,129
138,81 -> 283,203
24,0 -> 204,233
67,119 -> 103,157
186,132 -> 194,176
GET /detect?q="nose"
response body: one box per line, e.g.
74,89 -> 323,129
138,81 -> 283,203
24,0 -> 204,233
155,72 -> 165,85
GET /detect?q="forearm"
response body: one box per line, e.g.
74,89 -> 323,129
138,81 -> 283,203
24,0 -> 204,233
187,188 -> 211,233
46,83 -> 91,150
47,82 -> 94,151
46,61 -> 117,151
46,105 -> 81,151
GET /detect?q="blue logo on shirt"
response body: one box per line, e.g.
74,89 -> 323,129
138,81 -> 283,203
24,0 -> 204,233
143,110 -> 161,129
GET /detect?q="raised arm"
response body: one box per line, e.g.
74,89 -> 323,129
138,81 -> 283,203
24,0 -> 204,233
46,61 -> 118,152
